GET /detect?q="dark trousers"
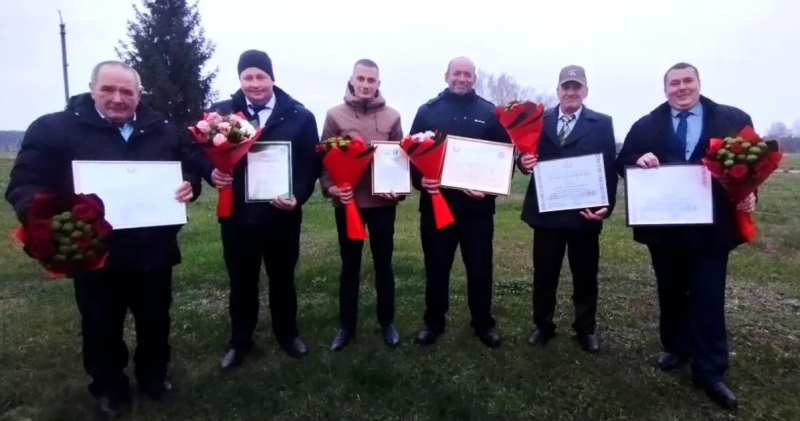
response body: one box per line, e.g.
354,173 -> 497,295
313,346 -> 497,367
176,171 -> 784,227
648,240 -> 730,383
532,228 -> 600,335
335,206 -> 396,331
73,267 -> 173,399
420,211 -> 496,332
221,221 -> 300,351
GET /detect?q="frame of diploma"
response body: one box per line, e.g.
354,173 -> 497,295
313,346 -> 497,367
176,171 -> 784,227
533,153 -> 609,213
625,164 -> 715,226
72,160 -> 187,230
371,141 -> 412,195
245,141 -> 293,202
439,135 -> 515,196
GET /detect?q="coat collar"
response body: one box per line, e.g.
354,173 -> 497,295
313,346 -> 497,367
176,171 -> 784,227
67,93 -> 164,130
344,81 -> 387,111
648,96 -> 720,161
543,105 -> 600,147
229,86 -> 303,129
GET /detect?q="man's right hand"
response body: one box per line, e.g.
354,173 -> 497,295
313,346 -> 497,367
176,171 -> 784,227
421,177 -> 440,194
520,154 -> 538,173
636,153 -> 660,169
211,169 -> 233,188
327,186 -> 354,205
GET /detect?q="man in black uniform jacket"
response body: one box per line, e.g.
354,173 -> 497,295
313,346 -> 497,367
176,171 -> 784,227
410,57 -> 510,348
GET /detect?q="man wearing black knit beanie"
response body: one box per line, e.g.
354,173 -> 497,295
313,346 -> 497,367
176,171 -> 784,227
204,49 -> 321,367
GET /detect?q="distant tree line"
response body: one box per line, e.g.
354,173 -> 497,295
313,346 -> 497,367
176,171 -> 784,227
766,121 -> 800,153
0,131 -> 24,153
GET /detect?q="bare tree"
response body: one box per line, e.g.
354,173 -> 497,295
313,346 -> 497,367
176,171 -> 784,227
792,119 -> 800,137
475,69 -> 558,108
766,121 -> 792,140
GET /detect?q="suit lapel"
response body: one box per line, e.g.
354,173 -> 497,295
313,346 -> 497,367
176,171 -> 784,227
655,105 -> 684,161
562,107 -> 597,146
262,96 -> 289,133
543,107 -> 560,148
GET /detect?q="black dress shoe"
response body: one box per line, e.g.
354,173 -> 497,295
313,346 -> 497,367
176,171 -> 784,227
416,328 -> 443,346
528,329 -> 556,346
278,337 -> 309,358
139,378 -> 173,401
220,348 -> 246,370
477,328 -> 501,348
329,329 -> 353,352
576,334 -> 599,353
95,396 -> 126,420
382,324 -> 401,348
657,352 -> 689,371
693,378 -> 739,409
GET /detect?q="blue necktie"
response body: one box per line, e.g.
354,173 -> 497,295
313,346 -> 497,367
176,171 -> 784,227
675,111 -> 692,158
675,111 -> 690,159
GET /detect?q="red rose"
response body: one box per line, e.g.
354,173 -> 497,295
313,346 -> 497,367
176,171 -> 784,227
25,219 -> 56,259
92,220 -> 113,239
705,160 -> 725,176
729,164 -> 749,179
729,142 -> 745,154
27,194 -> 58,220
71,204 -> 100,223
28,239 -> 56,260
75,234 -> 93,248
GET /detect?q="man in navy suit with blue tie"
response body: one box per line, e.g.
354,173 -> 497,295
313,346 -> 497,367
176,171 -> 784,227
616,63 -> 757,409
517,65 -> 618,354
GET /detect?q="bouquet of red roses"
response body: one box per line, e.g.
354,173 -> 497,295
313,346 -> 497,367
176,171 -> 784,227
13,193 -> 113,278
188,112 -> 262,217
317,135 -> 376,240
400,131 -> 454,229
494,101 -> 545,156
703,126 -> 783,242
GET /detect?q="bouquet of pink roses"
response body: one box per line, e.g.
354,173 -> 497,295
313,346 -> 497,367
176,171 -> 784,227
188,112 -> 262,217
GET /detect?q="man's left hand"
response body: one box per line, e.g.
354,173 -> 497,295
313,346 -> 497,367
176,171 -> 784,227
465,190 -> 485,200
272,195 -> 298,211
175,181 -> 194,203
737,193 -> 756,213
580,207 -> 608,221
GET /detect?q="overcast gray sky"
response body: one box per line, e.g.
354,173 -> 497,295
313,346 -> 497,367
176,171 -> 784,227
2,0 -> 799,139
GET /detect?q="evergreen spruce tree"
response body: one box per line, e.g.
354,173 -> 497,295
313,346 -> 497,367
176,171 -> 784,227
117,0 -> 217,129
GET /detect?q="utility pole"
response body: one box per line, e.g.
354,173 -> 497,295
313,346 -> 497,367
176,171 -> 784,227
59,11 -> 70,105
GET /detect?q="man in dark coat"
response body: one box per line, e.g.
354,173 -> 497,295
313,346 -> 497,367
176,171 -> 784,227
518,65 -> 618,354
616,62 -> 757,409
5,60 -> 205,419
209,50 -> 320,368
410,57 -> 510,348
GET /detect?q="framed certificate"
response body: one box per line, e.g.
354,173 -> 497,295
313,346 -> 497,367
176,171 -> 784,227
72,160 -> 187,230
625,164 -> 714,226
371,141 -> 411,195
246,141 -> 293,202
439,135 -> 515,196
534,153 -> 609,213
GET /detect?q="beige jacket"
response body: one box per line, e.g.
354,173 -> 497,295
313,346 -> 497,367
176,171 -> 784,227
319,82 -> 404,208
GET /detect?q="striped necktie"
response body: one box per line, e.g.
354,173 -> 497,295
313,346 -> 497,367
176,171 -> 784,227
558,114 -> 576,145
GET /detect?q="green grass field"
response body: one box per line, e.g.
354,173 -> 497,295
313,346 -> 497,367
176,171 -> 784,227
780,154 -> 800,170
1,157 -> 799,421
